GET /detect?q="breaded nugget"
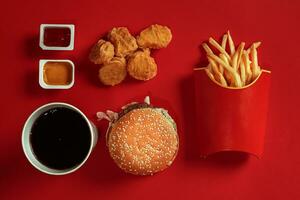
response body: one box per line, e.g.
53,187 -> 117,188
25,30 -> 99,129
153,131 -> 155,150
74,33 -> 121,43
108,27 -> 138,57
99,57 -> 127,86
127,50 -> 157,81
110,56 -> 126,66
89,39 -> 114,64
137,24 -> 172,49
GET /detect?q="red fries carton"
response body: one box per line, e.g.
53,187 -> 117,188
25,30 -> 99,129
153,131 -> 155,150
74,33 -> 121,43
194,68 -> 271,158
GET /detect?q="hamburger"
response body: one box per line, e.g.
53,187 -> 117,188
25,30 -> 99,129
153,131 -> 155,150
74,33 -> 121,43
97,96 -> 179,175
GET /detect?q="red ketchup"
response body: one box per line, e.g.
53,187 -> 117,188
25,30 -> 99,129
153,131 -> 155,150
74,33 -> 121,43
43,27 -> 71,47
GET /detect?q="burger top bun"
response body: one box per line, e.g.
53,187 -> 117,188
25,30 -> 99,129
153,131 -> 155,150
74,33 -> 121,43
98,97 -> 179,176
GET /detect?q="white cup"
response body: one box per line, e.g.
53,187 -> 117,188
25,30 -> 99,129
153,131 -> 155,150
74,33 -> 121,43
22,102 -> 98,175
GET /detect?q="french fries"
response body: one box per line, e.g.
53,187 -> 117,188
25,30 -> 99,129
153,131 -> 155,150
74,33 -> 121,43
209,37 -> 231,60
246,42 -> 261,54
219,34 -> 227,75
227,31 -> 235,56
242,50 -> 253,84
202,43 -> 213,54
240,59 -> 246,85
207,57 -> 220,75
205,68 -> 215,81
198,31 -> 263,88
250,44 -> 261,80
221,34 -> 228,49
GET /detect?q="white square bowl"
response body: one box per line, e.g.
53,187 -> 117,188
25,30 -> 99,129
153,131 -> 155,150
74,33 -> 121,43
39,24 -> 75,50
39,59 -> 75,89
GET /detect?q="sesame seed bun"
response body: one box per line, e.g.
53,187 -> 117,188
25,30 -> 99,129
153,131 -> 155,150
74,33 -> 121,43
107,104 -> 179,175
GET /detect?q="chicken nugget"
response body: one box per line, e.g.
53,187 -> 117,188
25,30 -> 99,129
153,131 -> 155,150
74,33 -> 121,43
89,39 -> 114,64
108,27 -> 138,57
110,56 -> 126,66
137,24 -> 172,49
99,57 -> 127,86
127,50 -> 157,81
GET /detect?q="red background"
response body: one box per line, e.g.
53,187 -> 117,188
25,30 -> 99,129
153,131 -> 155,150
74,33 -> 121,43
1,0 -> 299,199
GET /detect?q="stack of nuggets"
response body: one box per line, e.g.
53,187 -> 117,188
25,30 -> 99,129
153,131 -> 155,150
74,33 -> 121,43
89,24 -> 172,86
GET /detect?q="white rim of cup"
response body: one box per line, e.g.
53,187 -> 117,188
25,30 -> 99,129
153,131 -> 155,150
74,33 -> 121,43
21,102 -> 97,175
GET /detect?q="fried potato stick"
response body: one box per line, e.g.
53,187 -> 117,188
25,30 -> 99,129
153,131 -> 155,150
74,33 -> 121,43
247,42 -> 261,54
205,68 -> 215,81
209,37 -> 231,61
232,42 -> 245,70
208,57 -> 220,75
240,58 -> 246,86
250,45 -> 261,79
219,34 -> 228,75
227,30 -> 235,56
220,53 -> 233,85
208,53 -> 242,87
221,34 -> 228,49
236,42 -> 245,70
216,72 -> 228,86
242,51 -> 253,84
202,43 -> 213,54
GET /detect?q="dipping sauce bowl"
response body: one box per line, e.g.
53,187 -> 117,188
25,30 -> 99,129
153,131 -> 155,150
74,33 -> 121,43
39,24 -> 75,50
39,59 -> 75,89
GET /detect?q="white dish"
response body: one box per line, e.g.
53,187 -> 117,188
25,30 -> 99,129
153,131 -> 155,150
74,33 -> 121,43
39,59 -> 75,89
39,24 -> 75,50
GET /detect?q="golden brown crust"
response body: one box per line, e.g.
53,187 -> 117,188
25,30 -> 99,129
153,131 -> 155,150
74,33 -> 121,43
137,24 -> 172,49
89,39 -> 114,64
98,57 -> 127,86
91,25 -> 173,85
127,50 -> 157,81
107,108 -> 178,175
108,27 -> 138,57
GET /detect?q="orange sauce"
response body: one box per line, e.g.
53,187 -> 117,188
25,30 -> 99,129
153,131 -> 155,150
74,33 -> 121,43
43,62 -> 72,85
